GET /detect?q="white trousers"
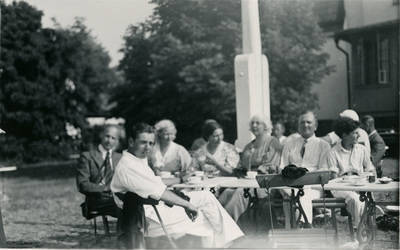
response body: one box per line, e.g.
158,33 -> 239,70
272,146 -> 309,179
280,188 -> 322,227
145,190 -> 244,248
331,190 -> 364,226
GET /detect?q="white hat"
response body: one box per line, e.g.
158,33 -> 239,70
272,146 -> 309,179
339,109 -> 359,122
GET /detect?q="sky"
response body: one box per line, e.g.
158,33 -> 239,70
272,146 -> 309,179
14,0 -> 155,67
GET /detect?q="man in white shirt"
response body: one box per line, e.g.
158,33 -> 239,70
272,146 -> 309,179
279,111 -> 331,228
111,123 -> 243,248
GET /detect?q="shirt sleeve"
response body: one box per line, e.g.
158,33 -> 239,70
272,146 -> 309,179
119,163 -> 167,200
178,146 -> 193,173
318,141 -> 331,170
327,149 -> 339,174
362,147 -> 373,173
279,143 -> 290,171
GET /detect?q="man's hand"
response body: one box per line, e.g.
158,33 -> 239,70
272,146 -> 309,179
184,203 -> 198,222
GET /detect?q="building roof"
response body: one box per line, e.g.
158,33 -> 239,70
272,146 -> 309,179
334,19 -> 399,41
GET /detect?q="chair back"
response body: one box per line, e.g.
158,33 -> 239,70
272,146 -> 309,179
256,171 -> 331,189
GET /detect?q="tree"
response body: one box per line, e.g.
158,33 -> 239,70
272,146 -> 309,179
111,0 -> 332,146
0,1 -> 116,163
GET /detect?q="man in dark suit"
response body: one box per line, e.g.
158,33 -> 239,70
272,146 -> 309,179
77,124 -> 122,217
361,115 -> 386,178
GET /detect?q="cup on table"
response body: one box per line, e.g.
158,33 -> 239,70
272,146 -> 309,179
160,171 -> 172,178
351,176 -> 366,185
194,171 -> 205,180
188,176 -> 202,184
246,171 -> 258,178
368,175 -> 376,183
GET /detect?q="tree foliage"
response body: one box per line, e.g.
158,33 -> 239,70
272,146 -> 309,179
0,1 -> 115,163
112,0 -> 333,146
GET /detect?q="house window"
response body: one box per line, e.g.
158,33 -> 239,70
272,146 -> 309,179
378,34 -> 391,84
355,32 -> 394,86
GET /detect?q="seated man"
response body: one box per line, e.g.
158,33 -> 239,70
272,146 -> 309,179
279,111 -> 331,228
76,124 -> 122,218
327,117 -> 376,227
111,123 -> 243,248
360,115 -> 386,178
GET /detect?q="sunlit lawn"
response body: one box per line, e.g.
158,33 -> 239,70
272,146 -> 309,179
0,158 -> 398,248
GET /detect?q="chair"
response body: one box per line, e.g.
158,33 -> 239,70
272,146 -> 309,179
80,201 -> 113,238
114,192 -> 178,249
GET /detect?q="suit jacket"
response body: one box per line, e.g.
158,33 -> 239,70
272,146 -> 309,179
369,132 -> 386,168
76,147 -> 122,195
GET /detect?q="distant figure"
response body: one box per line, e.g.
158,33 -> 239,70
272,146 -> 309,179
321,109 -> 371,156
273,122 -> 287,144
149,119 -> 192,181
190,119 -> 217,151
360,115 -> 386,178
76,124 -> 122,217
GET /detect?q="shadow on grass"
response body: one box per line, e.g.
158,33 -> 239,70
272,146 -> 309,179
7,162 -> 78,180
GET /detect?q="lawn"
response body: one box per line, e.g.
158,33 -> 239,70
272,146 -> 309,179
0,158 -> 398,249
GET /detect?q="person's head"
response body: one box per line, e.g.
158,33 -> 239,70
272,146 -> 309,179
273,122 -> 286,139
202,121 -> 224,146
339,109 -> 359,122
154,119 -> 177,145
333,117 -> 360,146
360,115 -> 375,134
298,111 -> 318,139
100,124 -> 121,151
127,123 -> 155,159
249,114 -> 273,137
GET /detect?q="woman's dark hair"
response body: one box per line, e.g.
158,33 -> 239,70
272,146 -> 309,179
202,121 -> 223,141
333,117 -> 360,139
128,122 -> 155,140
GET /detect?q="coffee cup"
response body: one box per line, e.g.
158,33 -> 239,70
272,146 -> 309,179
160,171 -> 172,178
195,171 -> 205,177
188,176 -> 202,184
246,171 -> 257,178
352,176 -> 365,185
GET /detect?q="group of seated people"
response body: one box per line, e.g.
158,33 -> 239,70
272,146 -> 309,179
76,108 -> 385,248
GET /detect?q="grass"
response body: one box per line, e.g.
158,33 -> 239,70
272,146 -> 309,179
0,158 -> 398,249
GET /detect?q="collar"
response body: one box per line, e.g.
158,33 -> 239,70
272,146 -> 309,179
338,143 -> 352,153
369,130 -> 377,137
99,144 -> 113,155
301,134 -> 316,141
123,150 -> 147,163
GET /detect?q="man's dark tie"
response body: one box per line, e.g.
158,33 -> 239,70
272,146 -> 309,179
300,139 -> 307,158
103,151 -> 113,185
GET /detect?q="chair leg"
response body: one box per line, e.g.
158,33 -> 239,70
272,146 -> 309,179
102,215 -> 110,235
330,208 -> 339,246
347,212 -> 355,242
94,216 -> 98,237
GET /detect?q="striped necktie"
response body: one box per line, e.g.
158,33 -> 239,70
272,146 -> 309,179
103,151 -> 113,185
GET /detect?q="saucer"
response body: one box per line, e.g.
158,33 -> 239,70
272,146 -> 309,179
352,183 -> 366,186
188,181 -> 202,185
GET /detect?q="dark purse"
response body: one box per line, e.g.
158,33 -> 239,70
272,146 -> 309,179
282,164 -> 308,179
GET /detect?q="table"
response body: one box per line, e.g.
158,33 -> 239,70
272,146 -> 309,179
171,177 -> 238,193
311,179 -> 399,247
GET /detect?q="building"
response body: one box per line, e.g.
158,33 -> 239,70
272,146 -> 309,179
312,0 -> 399,156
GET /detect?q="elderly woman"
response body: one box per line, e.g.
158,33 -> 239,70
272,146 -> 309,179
149,119 -> 192,181
219,114 -> 281,222
191,121 -> 240,177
